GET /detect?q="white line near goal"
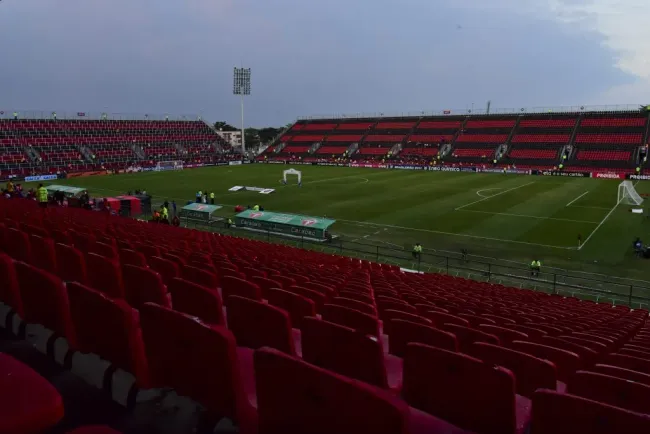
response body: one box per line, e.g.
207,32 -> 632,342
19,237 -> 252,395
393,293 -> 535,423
566,191 -> 589,207
455,181 -> 535,211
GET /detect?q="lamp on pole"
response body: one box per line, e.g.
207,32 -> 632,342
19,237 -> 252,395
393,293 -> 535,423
233,67 -> 251,156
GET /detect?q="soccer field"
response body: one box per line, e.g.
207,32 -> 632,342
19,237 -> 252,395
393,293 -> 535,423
34,165 -> 650,298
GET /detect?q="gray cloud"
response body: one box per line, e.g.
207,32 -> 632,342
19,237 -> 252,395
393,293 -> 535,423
0,0 -> 640,126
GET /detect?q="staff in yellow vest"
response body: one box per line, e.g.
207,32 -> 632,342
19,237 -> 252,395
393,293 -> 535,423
210,192 -> 215,205
37,183 -> 48,208
412,243 -> 423,259
530,259 -> 541,277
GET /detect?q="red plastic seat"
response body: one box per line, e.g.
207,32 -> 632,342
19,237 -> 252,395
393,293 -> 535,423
403,343 -> 530,434
331,296 -> 377,316
138,302 -> 256,433
85,253 -> 125,299
440,323 -> 500,353
266,288 -> 316,330
287,285 -> 327,311
569,370 -> 650,414
168,278 -> 224,325
478,324 -> 529,346
122,264 -> 170,310
221,276 -> 262,307
55,243 -> 88,284
182,264 -> 218,289
301,317 -> 389,389
469,342 -> 558,398
0,353 -> 65,434
382,310 -> 431,334
29,234 -> 57,274
590,363 -> 650,386
6,228 -> 31,263
388,319 -> 458,357
0,252 -> 22,317
67,282 -> 149,386
510,341 -> 580,382
118,249 -> 147,267
531,389 -> 650,434
15,261 -> 77,346
226,295 -> 295,355
89,241 -> 118,260
251,276 -> 282,299
148,256 -> 179,285
254,347 -> 424,434
321,304 -> 380,337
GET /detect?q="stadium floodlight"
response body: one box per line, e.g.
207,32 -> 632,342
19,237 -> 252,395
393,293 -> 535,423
233,67 -> 251,155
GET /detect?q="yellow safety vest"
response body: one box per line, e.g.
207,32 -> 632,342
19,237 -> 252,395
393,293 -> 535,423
37,187 -> 48,203
161,207 -> 168,219
210,193 -> 215,199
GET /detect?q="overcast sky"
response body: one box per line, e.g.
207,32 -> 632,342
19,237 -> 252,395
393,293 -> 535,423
1,0 -> 649,126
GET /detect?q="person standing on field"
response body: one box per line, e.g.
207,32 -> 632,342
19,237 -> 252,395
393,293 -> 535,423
37,184 -> 48,208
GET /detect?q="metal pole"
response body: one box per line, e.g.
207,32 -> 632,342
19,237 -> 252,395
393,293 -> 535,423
240,93 -> 246,156
629,285 -> 633,307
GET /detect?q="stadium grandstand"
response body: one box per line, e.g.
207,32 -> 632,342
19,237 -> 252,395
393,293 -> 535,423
260,108 -> 650,176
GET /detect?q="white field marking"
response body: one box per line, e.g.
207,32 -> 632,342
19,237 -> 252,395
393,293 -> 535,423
576,182 -> 637,251
569,205 -> 611,210
334,218 -> 576,250
455,181 -> 535,211
305,175 -> 370,185
456,209 -> 600,224
476,187 -> 503,198
566,191 -> 589,207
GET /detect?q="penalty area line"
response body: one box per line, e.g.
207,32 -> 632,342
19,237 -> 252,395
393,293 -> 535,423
566,191 -> 589,207
456,181 -> 535,211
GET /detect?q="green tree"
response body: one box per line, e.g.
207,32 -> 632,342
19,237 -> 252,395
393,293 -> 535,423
214,121 -> 238,131
244,128 -> 260,147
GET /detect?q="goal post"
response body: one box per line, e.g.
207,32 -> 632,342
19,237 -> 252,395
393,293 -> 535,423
618,180 -> 643,205
154,160 -> 184,172
282,168 -> 302,185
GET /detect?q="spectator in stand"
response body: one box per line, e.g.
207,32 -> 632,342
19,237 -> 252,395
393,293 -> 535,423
171,200 -> 177,218
172,215 -> 180,227
6,180 -> 14,194
37,184 -> 48,208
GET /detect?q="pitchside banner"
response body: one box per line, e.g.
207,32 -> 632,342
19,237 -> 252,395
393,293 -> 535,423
536,170 -> 590,177
593,172 -> 625,180
235,210 -> 335,239
628,174 -> 650,181
390,165 -> 424,170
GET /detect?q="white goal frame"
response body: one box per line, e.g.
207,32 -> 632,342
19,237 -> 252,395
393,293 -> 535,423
618,180 -> 643,205
282,168 -> 302,184
154,160 -> 184,172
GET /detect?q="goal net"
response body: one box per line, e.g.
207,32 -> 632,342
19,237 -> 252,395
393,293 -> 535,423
154,160 -> 184,172
282,168 -> 302,185
618,180 -> 643,205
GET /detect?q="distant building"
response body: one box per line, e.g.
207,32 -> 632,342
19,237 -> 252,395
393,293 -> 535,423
217,131 -> 242,147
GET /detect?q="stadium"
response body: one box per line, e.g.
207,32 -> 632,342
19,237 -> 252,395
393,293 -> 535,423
2,2 -> 650,434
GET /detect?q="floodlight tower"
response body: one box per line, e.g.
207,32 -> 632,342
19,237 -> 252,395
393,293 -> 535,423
233,67 -> 251,155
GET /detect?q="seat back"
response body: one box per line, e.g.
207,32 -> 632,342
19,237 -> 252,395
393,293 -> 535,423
6,228 -> 31,262
330,297 -> 377,316
531,389 -> 650,434
382,309 -> 431,334
55,243 -> 87,284
388,319 -> 458,357
250,276 -> 282,298
118,249 -> 147,267
182,265 -> 218,289
301,317 -> 387,389
0,252 -> 22,316
227,295 -> 295,355
591,363 -> 650,386
441,323 -> 500,352
15,261 -> 77,346
511,340 -> 581,382
469,342 -> 557,398
138,303 -> 254,426
287,286 -> 327,311
122,265 -> 169,309
29,234 -> 57,273
89,241 -> 118,260
321,304 -> 380,337
266,289 -> 316,330
569,370 -> 650,414
254,347 -> 409,434
221,276 -> 262,307
424,311 -> 470,327
86,253 -> 124,299
402,343 -> 517,434
149,256 -> 179,285
168,278 -> 224,325
67,282 -> 149,386
478,324 -> 529,345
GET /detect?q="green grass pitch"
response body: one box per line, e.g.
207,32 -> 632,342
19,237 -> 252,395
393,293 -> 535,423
31,165 -> 650,299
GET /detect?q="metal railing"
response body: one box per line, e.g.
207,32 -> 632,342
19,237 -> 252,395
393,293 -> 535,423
172,215 -> 650,308
297,104 -> 645,121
